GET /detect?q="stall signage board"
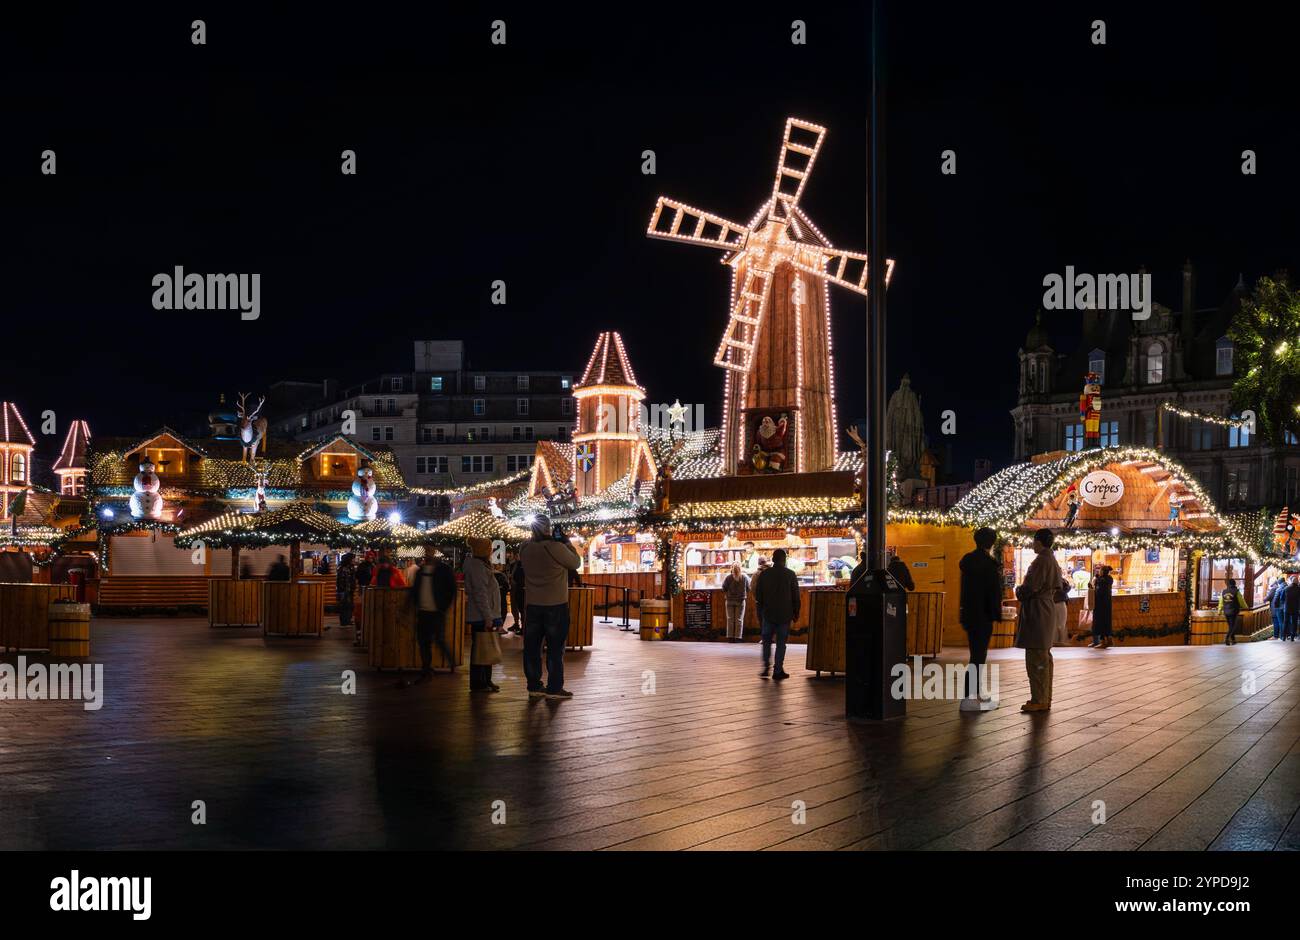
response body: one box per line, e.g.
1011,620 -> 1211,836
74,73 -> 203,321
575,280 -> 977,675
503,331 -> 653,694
607,534 -> 635,544
683,591 -> 712,631
674,531 -> 721,543
737,528 -> 787,542
1079,470 -> 1124,508
798,526 -> 848,539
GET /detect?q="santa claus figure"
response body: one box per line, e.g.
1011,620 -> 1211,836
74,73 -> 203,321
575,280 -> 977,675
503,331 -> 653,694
1080,372 -> 1103,447
751,414 -> 789,473
129,459 -> 164,520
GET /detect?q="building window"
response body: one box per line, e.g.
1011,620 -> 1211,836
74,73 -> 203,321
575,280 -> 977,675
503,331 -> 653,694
384,426 -> 394,441
11,453 -> 26,483
391,377 -> 404,392
474,375 -> 486,391
1228,417 -> 1251,448
461,455 -> 494,474
562,398 -> 574,416
1088,349 -> 1106,385
1192,424 -> 1215,450
374,399 -> 383,413
517,375 -> 530,390
1225,467 -> 1250,508
473,399 -> 485,416
416,456 -> 448,474
420,426 -> 433,444
1146,343 -> 1165,384
561,376 -> 572,390
430,376 -> 443,392
507,455 -> 536,472
517,398 -> 529,416
386,398 -> 396,413
557,427 -> 570,441
1216,337 -> 1234,376
512,426 -> 522,442
301,416 -> 309,429
435,427 -> 446,442
1288,431 -> 1299,446
1064,423 -> 1083,452
1099,420 -> 1119,447
371,427 -> 381,442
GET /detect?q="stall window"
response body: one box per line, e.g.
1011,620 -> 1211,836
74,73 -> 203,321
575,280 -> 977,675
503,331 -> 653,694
1201,557 -> 1247,608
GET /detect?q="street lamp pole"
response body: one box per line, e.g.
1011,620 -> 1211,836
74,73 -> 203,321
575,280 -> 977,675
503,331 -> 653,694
866,0 -> 887,569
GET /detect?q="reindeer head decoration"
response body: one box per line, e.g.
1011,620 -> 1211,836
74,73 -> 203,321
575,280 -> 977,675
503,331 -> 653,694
236,393 -> 268,463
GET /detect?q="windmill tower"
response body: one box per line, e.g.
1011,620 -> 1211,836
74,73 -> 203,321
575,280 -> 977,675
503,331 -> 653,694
646,117 -> 893,474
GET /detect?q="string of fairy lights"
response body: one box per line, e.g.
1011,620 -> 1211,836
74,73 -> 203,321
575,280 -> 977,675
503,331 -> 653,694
1159,402 -> 1253,428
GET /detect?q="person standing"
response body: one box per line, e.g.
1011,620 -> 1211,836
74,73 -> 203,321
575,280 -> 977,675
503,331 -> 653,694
508,552 -> 526,636
753,548 -> 800,680
721,563 -> 750,642
336,553 -> 357,629
493,564 -> 511,635
519,515 -> 581,699
1090,565 -> 1114,648
1287,575 -> 1300,642
886,550 -> 915,591
463,537 -> 503,692
356,552 -> 375,590
958,527 -> 1001,710
1015,528 -> 1061,712
405,546 -> 457,685
1269,577 -> 1286,640
1219,577 -> 1243,645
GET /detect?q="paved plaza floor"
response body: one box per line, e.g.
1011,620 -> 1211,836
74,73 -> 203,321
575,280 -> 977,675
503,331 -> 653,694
1,617 -> 1297,851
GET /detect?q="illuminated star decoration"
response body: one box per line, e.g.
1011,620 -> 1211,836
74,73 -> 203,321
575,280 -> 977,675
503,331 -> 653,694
667,399 -> 689,430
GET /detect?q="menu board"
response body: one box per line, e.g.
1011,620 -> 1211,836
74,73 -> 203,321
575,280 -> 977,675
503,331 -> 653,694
684,591 -> 713,631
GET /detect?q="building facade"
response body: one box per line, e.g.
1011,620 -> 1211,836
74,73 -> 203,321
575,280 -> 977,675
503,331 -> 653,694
267,340 -> 576,522
1011,262 -> 1300,510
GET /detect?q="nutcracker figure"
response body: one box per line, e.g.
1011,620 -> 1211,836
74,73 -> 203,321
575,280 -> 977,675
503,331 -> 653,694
1080,372 -> 1103,446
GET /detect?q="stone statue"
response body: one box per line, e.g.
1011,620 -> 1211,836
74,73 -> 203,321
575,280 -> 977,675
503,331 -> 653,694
885,374 -> 925,482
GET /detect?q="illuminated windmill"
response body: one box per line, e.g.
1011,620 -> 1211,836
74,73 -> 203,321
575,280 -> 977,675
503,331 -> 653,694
647,117 -> 894,473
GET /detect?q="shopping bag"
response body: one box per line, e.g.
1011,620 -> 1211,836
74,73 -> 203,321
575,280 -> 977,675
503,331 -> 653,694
472,630 -> 503,666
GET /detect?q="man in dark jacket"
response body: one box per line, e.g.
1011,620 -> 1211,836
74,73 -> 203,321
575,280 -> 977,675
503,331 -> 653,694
1285,575 -> 1300,642
958,527 -> 1002,710
267,555 -> 291,582
753,548 -> 800,680
403,547 -> 458,684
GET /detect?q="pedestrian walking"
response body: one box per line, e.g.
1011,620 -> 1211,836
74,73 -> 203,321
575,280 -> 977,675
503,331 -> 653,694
1090,565 -> 1113,648
958,527 -> 1001,710
1015,528 -> 1061,712
753,548 -> 799,680
1220,577 -> 1242,645
721,564 -> 750,642
463,537 -> 503,692
519,515 -> 582,699
508,550 -> 526,635
402,546 -> 457,685
1284,575 -> 1300,642
336,553 -> 357,629
1269,577 -> 1286,639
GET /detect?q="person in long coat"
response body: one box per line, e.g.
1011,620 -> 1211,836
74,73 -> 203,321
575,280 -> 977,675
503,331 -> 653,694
1015,528 -> 1061,712
1090,565 -> 1114,648
958,526 -> 1003,709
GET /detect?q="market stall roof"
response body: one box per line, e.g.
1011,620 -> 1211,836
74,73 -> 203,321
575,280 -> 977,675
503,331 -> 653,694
947,447 -> 1224,532
427,511 -> 530,546
173,503 -> 365,548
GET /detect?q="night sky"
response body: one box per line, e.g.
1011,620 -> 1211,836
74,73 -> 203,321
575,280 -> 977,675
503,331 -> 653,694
4,4 -> 1298,475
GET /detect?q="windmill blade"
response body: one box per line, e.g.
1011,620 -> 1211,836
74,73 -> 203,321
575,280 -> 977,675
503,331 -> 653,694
713,266 -> 772,374
790,249 -> 895,296
647,198 -> 750,251
767,118 -> 826,221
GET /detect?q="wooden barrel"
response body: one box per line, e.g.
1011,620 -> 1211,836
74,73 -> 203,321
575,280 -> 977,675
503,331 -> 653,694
48,602 -> 91,657
365,586 -> 465,670
805,591 -> 846,675
209,579 -> 261,627
1188,611 -> 1226,646
0,583 -> 75,651
906,592 -> 944,656
261,581 -> 324,637
567,587 -> 595,649
989,617 -> 1018,649
640,598 -> 670,640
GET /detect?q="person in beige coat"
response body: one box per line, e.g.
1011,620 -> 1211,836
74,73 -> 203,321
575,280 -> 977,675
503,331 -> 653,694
1015,528 -> 1061,712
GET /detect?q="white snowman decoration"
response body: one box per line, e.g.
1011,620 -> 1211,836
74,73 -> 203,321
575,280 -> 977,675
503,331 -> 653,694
347,465 -> 378,522
129,459 -> 164,520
